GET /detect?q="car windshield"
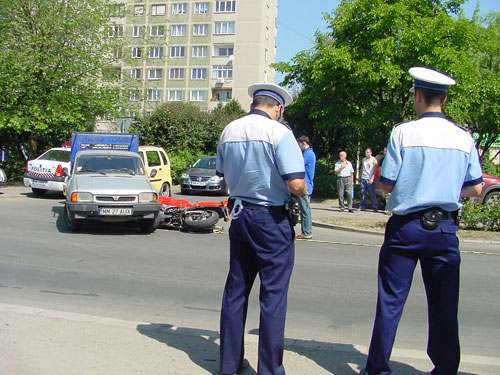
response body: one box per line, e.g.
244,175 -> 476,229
193,157 -> 216,169
39,150 -> 70,162
75,155 -> 145,175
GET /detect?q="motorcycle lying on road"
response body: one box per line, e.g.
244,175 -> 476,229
158,197 -> 229,232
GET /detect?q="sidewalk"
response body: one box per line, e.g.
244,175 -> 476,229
1,303 -> 498,375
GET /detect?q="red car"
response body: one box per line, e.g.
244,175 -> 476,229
480,173 -> 500,204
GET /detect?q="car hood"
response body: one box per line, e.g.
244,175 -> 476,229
73,174 -> 154,194
186,168 -> 216,177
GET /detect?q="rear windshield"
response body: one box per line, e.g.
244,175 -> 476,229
75,155 -> 145,175
39,150 -> 70,162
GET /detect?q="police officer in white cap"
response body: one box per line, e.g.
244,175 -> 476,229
362,67 -> 483,375
216,83 -> 307,375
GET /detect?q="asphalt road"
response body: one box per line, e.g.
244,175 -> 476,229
0,189 -> 499,374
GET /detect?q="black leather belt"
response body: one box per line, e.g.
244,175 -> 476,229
396,208 -> 457,221
228,198 -> 284,212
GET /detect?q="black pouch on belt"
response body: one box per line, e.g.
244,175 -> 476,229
420,209 -> 443,230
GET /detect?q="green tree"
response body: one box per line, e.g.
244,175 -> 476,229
274,0 -> 499,162
0,0 -> 121,162
129,100 -> 246,182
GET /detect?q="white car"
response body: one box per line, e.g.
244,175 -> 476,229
0,167 -> 6,187
23,147 -> 71,196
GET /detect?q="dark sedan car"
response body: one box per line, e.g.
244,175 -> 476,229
180,156 -> 229,195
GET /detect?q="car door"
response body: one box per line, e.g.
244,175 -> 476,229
156,149 -> 172,188
143,150 -> 163,192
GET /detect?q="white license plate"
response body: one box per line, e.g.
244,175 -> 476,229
32,180 -> 47,186
191,181 -> 206,186
99,208 -> 132,216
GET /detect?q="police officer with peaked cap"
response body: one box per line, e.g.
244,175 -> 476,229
216,83 -> 307,375
361,67 -> 483,375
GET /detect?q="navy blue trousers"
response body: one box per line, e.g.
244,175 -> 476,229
365,216 -> 461,375
220,207 -> 294,375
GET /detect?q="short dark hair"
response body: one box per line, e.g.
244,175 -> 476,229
417,88 -> 446,106
252,95 -> 280,108
297,135 -> 310,145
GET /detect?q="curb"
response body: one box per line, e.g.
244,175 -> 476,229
312,221 -> 384,236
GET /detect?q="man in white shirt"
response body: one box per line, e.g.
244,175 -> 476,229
359,148 -> 379,211
334,150 -> 355,212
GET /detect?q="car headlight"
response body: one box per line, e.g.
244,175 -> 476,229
208,175 -> 222,183
181,173 -> 190,179
139,192 -> 158,202
70,192 -> 92,202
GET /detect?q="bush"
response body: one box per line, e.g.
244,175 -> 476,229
481,156 -> 500,176
167,148 -> 204,185
0,153 -> 25,183
312,158 -> 337,199
460,199 -> 500,232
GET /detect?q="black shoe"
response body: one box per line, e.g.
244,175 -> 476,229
349,209 -> 354,213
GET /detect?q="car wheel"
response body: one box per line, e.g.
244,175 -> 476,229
181,188 -> 190,195
484,191 -> 500,205
32,188 -> 46,196
64,205 -> 82,232
183,210 -> 219,231
140,215 -> 161,234
159,182 -> 171,197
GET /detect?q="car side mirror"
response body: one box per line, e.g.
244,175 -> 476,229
150,169 -> 157,178
62,167 -> 68,177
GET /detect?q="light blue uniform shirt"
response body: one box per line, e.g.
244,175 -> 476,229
380,112 -> 483,215
216,109 -> 305,206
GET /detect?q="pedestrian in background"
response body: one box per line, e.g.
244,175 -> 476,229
361,67 -> 483,375
216,83 -> 307,375
359,148 -> 378,212
334,150 -> 355,212
296,135 -> 316,239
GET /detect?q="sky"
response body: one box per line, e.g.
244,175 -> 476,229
274,0 -> 500,84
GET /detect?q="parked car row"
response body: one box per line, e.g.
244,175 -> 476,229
0,167 -> 6,187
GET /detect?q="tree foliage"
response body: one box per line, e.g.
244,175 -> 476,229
0,0 -> 120,161
129,100 -> 246,182
275,0 -> 500,162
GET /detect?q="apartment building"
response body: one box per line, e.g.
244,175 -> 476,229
108,0 -> 278,118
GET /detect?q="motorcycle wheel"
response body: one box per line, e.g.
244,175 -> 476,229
183,210 -> 219,231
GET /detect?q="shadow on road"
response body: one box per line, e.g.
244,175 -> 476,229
136,323 -> 474,375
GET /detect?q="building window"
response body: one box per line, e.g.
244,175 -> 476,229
194,2 -> 209,14
170,46 -> 185,58
148,89 -> 162,101
107,3 -> 125,17
168,90 -> 183,101
264,70 -> 268,83
130,90 -> 140,102
171,24 -> 186,36
131,47 -> 142,58
191,68 -> 207,80
134,5 -> 144,16
265,48 -> 268,62
212,65 -> 233,79
129,111 -> 138,119
169,68 -> 184,80
130,68 -> 141,79
265,26 -> 269,39
266,5 -> 270,17
193,24 -> 208,36
213,45 -> 233,56
150,25 -> 165,37
214,21 -> 235,35
149,46 -> 164,58
215,0 -> 236,13
148,68 -> 163,80
151,4 -> 166,16
192,46 -> 208,58
108,24 -> 123,37
216,90 -> 232,101
112,47 -> 122,59
172,3 -> 187,15
132,25 -> 144,37
190,90 -> 206,102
